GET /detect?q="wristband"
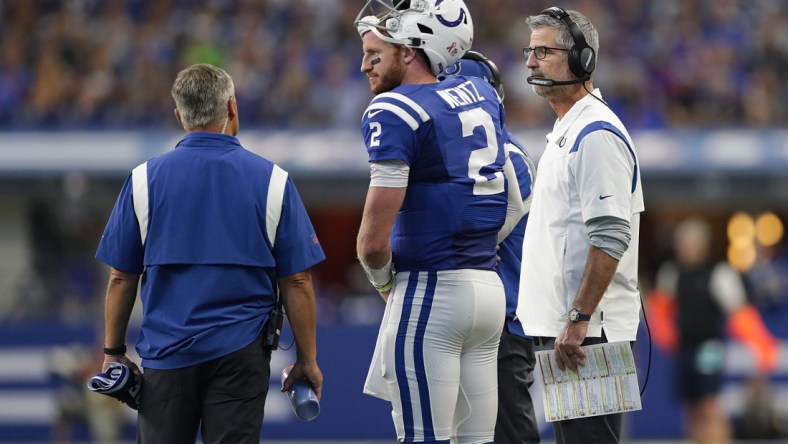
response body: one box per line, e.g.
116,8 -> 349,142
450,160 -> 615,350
103,345 -> 127,356
373,276 -> 394,292
359,256 -> 394,292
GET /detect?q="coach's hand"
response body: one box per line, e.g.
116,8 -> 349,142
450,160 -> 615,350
103,354 -> 141,376
282,360 -> 323,400
554,321 -> 588,373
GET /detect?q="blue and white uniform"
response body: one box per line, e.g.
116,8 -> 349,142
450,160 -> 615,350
497,133 -> 535,336
363,77 -> 509,271
96,132 -> 325,369
516,90 -> 644,342
493,133 -> 542,444
362,76 -> 507,443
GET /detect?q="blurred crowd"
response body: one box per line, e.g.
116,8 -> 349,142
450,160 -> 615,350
2,3 -> 787,441
1,0 -> 787,131
2,0 -> 788,323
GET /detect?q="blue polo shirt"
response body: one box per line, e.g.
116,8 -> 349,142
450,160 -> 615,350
96,133 -> 325,369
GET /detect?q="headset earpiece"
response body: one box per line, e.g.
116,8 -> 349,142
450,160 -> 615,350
541,6 -> 595,79
461,50 -> 505,100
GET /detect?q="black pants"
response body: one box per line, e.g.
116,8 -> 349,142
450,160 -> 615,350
533,335 -> 624,444
495,327 -> 540,444
137,333 -> 272,444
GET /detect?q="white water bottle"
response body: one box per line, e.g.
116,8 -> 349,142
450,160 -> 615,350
281,365 -> 320,421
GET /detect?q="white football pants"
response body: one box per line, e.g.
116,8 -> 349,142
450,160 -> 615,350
364,269 -> 505,443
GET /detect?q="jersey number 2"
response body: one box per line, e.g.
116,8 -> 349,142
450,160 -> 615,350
369,122 -> 382,147
459,108 -> 504,195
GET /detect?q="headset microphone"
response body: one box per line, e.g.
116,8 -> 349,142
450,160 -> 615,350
527,76 -> 588,87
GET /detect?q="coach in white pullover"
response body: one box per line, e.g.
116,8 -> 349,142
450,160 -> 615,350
516,7 -> 644,444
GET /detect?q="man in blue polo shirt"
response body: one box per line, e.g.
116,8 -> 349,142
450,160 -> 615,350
96,63 -> 324,443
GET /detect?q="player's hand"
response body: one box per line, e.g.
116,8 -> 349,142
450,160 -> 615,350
554,322 -> 588,373
282,360 -> 323,400
102,354 -> 141,375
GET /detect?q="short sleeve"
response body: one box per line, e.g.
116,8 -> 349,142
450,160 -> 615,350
361,99 -> 422,165
655,261 -> 679,296
96,174 -> 145,274
272,177 -> 326,277
506,144 -> 534,207
572,130 -> 636,223
710,262 -> 747,314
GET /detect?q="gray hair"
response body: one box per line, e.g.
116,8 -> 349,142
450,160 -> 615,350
526,9 -> 599,60
171,64 -> 235,130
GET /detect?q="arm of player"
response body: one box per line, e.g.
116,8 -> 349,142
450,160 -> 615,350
103,267 -> 141,374
357,186 -> 406,301
279,270 -> 323,400
497,154 -> 526,243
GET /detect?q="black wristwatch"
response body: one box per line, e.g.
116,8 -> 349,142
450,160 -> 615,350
103,344 -> 127,356
568,307 -> 591,323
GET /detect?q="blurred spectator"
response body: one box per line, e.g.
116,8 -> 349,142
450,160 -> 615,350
744,225 -> 788,346
11,173 -> 107,322
649,217 -> 779,444
734,375 -> 787,440
746,239 -> 788,310
1,0 -> 787,130
50,343 -> 127,442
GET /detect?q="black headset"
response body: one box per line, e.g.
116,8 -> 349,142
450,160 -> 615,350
462,50 -> 505,100
540,6 -> 596,79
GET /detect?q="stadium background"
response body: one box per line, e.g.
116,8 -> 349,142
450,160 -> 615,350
0,0 -> 787,442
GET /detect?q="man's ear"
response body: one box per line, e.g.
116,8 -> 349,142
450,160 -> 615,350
227,97 -> 237,121
174,108 -> 182,126
402,46 -> 418,64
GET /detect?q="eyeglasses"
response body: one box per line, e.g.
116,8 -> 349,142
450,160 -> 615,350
522,46 -> 568,60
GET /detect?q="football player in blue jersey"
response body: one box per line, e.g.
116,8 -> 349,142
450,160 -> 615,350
353,1 -> 525,443
442,51 -> 541,444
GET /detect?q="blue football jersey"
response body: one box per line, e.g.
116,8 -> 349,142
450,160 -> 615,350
496,132 -> 535,336
361,76 -> 508,272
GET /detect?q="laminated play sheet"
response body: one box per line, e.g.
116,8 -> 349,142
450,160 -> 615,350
535,341 -> 642,422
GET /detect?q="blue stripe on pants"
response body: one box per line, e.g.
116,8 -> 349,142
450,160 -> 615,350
396,272 -> 420,441
413,271 -> 437,440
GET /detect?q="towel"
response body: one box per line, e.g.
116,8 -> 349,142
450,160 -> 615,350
86,362 -> 141,410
